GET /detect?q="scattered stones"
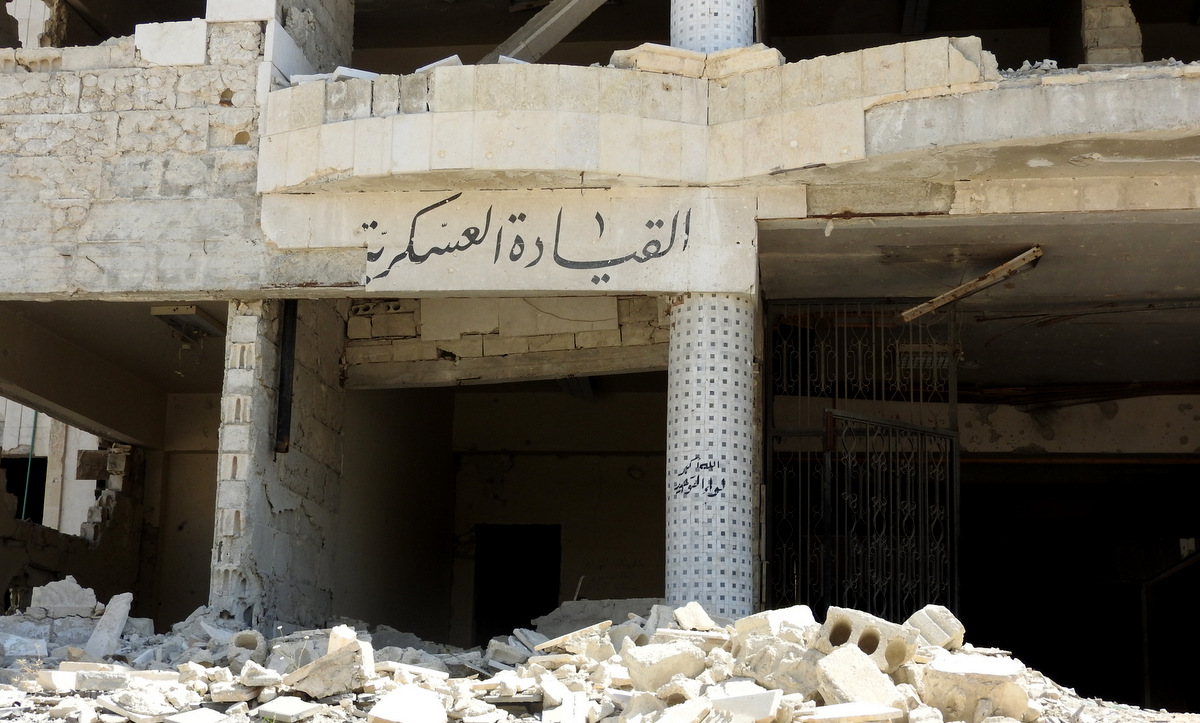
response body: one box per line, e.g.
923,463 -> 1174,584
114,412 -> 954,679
0,581 -> 1179,723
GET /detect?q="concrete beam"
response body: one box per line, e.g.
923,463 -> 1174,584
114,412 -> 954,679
0,310 -> 166,448
480,0 -> 608,64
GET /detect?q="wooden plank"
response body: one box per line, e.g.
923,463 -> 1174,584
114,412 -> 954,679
900,246 -> 1042,322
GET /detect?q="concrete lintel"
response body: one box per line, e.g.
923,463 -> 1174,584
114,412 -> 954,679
345,343 -> 668,389
0,310 -> 166,448
480,0 -> 608,64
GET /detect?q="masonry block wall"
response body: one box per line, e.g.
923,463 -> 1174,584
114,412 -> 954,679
0,23 -> 264,299
212,299 -> 347,631
1082,0 -> 1143,64
280,0 -> 353,73
344,296 -> 671,387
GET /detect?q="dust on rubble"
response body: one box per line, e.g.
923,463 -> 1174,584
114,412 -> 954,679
0,580 -> 1194,723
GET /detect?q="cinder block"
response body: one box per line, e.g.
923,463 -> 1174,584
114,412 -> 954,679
483,335 -> 530,356
499,297 -> 617,337
372,75 -> 400,117
345,341 -> 393,364
429,65 -> 475,112
371,312 -> 416,338
134,20 -> 207,66
326,77 -> 373,123
813,606 -> 918,674
399,73 -> 430,113
574,329 -> 622,348
289,81 -> 327,131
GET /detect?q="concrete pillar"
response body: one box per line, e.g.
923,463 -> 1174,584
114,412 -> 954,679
670,0 -> 755,53
210,300 -> 347,632
665,292 -> 756,619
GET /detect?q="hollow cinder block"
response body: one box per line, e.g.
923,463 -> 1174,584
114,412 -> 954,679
813,606 -> 918,674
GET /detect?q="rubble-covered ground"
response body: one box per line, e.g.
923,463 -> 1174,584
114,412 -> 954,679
0,577 -> 1194,723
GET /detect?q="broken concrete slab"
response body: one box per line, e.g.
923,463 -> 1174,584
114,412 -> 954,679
163,707 -> 229,723
905,605 -> 966,651
815,646 -> 905,710
622,639 -> 706,692
281,639 -> 375,699
531,598 -> 661,638
673,601 -> 719,631
84,593 -> 133,660
29,576 -> 99,618
920,653 -> 1028,723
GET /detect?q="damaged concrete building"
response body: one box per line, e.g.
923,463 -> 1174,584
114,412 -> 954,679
0,0 -> 1197,711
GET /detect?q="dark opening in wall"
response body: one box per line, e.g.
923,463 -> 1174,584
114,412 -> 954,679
958,462 -> 1200,712
0,457 -> 47,524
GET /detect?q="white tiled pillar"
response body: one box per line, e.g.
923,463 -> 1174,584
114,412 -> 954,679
665,293 -> 756,618
670,0 -> 754,53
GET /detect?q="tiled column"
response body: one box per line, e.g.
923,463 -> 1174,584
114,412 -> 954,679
665,293 -> 756,618
670,0 -> 754,53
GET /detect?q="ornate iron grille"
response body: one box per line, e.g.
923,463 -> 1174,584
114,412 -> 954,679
766,302 -> 959,621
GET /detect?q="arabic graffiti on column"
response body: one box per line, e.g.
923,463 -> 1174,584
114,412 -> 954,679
672,455 -> 726,498
363,192 -> 692,285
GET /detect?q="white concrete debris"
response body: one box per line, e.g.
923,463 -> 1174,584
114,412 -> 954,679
0,583 -> 1177,723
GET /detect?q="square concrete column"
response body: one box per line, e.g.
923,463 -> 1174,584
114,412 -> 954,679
665,292 -> 757,619
210,300 -> 347,631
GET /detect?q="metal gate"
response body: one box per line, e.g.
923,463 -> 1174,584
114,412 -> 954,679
766,302 -> 959,620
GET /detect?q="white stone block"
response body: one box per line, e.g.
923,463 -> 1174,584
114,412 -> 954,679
904,37 -> 951,90
265,21 -> 315,81
920,654 -> 1027,723
354,116 -> 394,178
622,640 -> 705,692
391,112 -> 433,174
734,635 -> 823,697
796,702 -> 905,723
29,575 -> 97,618
421,298 -> 499,340
430,111 -> 474,170
814,606 -> 917,674
281,640 -> 375,698
165,707 -> 230,723
905,605 -> 965,650
84,592 -> 132,659
815,646 -> 905,710
673,601 -> 719,631
368,685 -> 447,723
656,698 -> 712,723
862,44 -> 906,96
135,20 -> 207,66
254,696 -> 323,723
206,0 -> 275,21
709,679 -> 783,720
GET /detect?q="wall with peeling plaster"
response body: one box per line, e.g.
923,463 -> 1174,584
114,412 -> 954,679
960,396 -> 1200,455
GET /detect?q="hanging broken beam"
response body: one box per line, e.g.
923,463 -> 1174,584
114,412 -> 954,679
480,0 -> 609,64
900,246 -> 1043,323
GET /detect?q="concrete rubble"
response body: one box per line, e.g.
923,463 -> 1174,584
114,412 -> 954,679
0,581 -> 1184,723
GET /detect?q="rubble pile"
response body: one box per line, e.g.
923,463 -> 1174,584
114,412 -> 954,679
0,580 -> 1177,723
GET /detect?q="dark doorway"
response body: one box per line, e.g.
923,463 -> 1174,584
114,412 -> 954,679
473,524 -> 562,647
958,463 -> 1200,710
1,457 -> 47,523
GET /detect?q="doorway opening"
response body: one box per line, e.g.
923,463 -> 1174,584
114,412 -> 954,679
472,523 -> 562,648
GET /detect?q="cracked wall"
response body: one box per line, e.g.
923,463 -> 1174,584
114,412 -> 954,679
211,299 -> 347,631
